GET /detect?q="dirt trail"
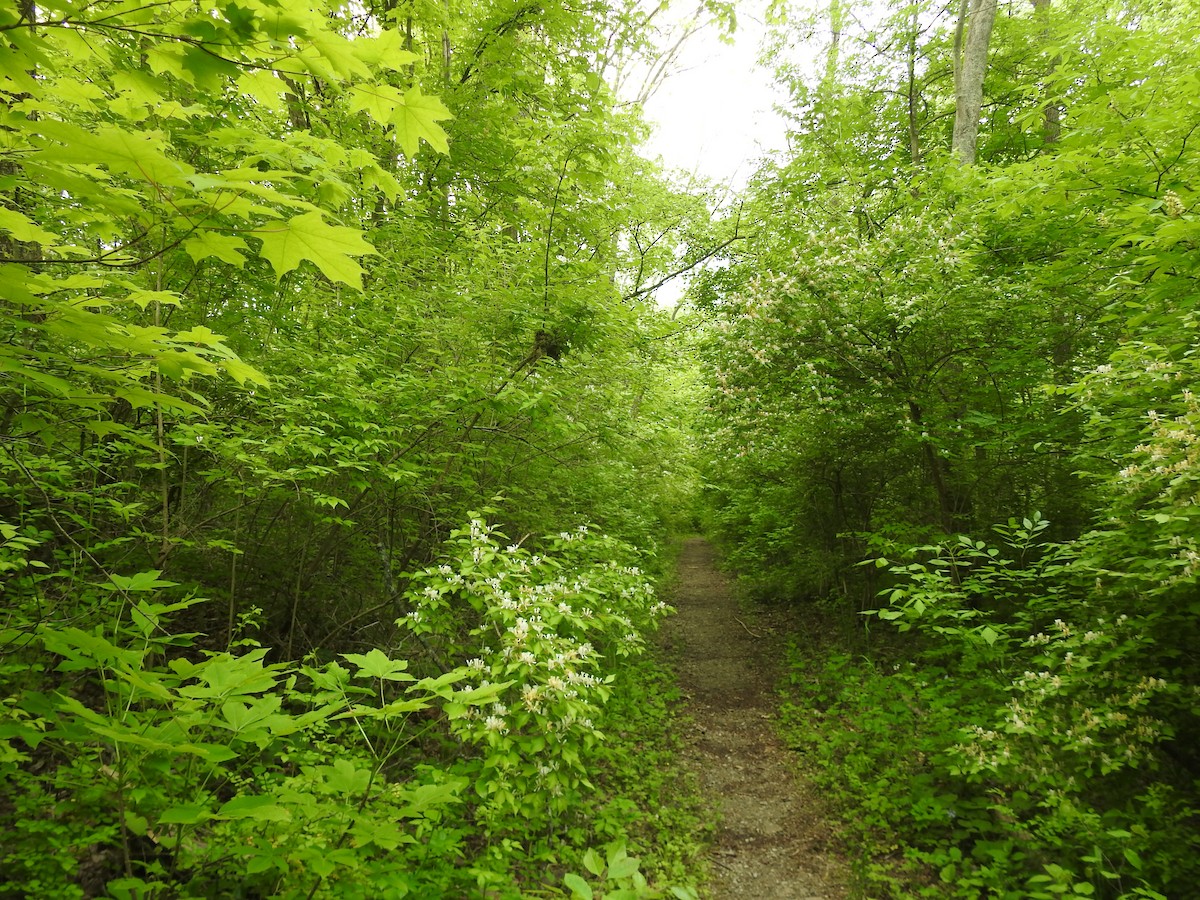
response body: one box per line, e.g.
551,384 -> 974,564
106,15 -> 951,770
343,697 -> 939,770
662,538 -> 850,900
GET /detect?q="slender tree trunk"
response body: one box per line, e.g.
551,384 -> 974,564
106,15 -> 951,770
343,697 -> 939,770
906,1 -> 922,165
907,399 -> 956,533
952,0 -> 998,164
821,0 -> 844,95
1032,0 -> 1061,146
951,0 -> 967,94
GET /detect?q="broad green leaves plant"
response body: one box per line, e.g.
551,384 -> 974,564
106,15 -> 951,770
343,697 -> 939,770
0,0 -> 450,437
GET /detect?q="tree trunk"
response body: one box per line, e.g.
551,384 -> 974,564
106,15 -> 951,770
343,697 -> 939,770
906,1 -> 922,165
907,399 -> 957,533
951,0 -> 998,164
1032,0 -> 1061,146
822,0 -> 845,95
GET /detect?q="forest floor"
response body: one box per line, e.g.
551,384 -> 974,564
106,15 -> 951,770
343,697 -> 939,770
661,538 -> 852,900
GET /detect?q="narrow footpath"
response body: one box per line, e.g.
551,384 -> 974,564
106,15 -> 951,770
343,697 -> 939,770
663,538 -> 850,899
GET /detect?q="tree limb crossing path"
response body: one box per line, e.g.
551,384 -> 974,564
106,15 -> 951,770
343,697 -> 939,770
664,538 -> 850,899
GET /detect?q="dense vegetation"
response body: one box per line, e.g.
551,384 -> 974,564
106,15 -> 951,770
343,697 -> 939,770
695,0 -> 1200,896
3,0 -> 1198,897
0,1 -> 717,896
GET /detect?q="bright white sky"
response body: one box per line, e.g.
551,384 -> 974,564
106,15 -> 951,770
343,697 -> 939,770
621,1 -> 794,308
636,0 -> 791,191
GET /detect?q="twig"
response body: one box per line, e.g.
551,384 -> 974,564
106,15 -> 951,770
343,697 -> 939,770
734,616 -> 762,639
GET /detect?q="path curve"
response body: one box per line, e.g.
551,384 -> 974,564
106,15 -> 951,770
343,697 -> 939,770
663,538 -> 849,900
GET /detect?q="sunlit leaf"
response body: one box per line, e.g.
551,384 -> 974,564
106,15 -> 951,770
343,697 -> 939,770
390,86 -> 452,157
253,211 -> 375,288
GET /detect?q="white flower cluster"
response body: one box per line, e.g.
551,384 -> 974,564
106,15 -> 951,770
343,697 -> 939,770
407,520 -> 663,766
957,607 -> 1176,778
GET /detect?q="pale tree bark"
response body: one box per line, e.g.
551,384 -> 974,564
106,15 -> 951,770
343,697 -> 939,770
906,0 -> 922,164
951,0 -> 998,164
822,0 -> 845,94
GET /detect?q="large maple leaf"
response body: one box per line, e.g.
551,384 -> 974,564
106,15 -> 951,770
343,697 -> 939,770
253,212 -> 376,289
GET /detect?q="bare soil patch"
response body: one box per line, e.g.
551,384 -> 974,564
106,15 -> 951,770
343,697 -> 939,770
661,538 -> 851,900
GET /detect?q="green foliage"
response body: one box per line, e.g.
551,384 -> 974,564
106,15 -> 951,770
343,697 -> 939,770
561,841 -> 700,900
399,517 -> 669,824
0,518 -> 705,897
0,0 -> 714,895
0,590 -> 477,897
699,0 -> 1200,897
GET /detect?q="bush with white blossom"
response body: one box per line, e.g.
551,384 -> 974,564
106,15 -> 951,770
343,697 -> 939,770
399,517 -> 671,822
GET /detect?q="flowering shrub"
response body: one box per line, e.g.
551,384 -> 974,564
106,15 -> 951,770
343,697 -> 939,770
844,512 -> 1200,898
401,517 -> 671,825
0,516 -> 688,897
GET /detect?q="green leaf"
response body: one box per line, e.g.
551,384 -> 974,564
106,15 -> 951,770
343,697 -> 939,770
0,207 -> 59,246
126,289 -> 183,310
390,86 -> 452,157
253,211 -> 375,288
104,570 -> 178,593
582,848 -> 604,876
35,121 -> 191,185
321,757 -> 371,794
235,69 -> 288,112
172,325 -> 227,347
217,794 -> 291,822
347,83 -> 405,124
158,803 -> 212,826
220,695 -> 283,732
219,357 -> 269,387
181,651 -> 280,699
342,648 -> 411,681
245,853 -> 283,876
563,873 -> 594,900
308,31 -> 372,80
183,231 -> 250,266
607,855 -> 640,880
353,30 -> 419,71
396,779 -> 464,818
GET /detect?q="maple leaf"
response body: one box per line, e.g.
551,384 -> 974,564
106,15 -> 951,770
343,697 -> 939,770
347,83 -> 404,125
183,231 -> 249,267
352,30 -> 419,72
35,121 -> 192,185
0,207 -> 60,247
252,212 -> 376,289
391,86 -> 453,157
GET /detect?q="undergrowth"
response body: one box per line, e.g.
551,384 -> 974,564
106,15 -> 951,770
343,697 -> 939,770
777,609 -> 970,898
0,520 -> 708,899
776,589 -> 1197,900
